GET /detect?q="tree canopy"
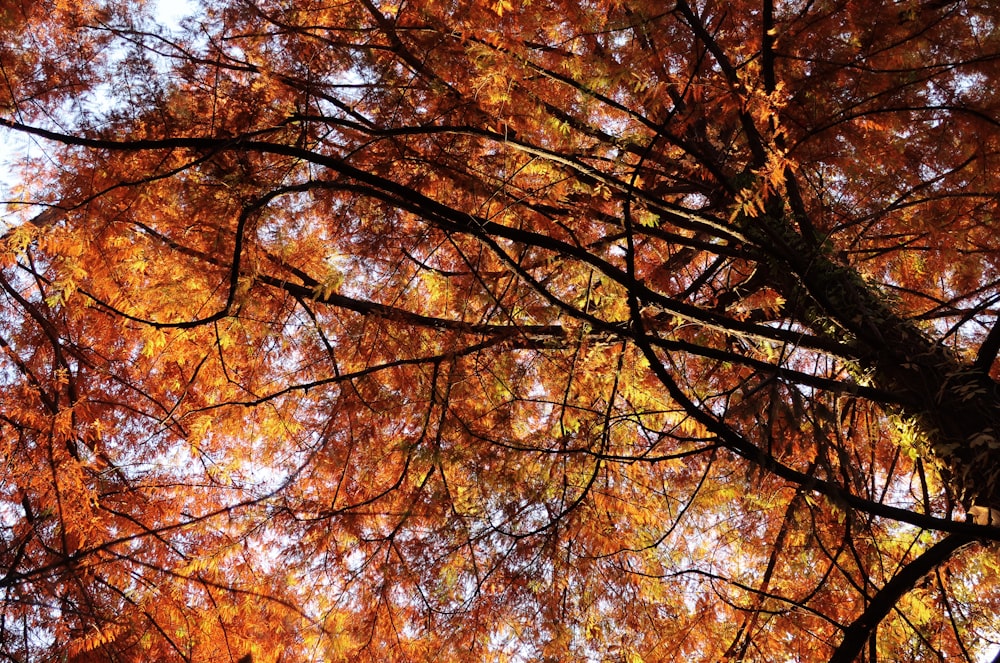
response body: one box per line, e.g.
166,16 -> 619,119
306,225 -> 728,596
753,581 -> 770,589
3,0 -> 1000,660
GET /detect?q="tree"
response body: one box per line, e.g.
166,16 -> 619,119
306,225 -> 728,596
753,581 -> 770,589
1,0 -> 1000,660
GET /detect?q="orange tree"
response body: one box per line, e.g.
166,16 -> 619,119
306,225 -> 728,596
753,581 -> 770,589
2,0 -> 1000,661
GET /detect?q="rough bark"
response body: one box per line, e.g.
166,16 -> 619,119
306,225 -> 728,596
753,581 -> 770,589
749,208 -> 1000,515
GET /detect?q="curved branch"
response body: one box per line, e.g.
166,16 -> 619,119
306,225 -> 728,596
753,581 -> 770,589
827,533 -> 975,663
633,337 -> 1000,539
974,317 -> 1000,373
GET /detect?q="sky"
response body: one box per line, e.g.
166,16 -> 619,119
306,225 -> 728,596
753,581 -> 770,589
153,0 -> 197,31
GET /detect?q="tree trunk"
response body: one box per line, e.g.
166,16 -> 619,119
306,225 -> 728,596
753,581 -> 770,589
751,209 -> 1000,516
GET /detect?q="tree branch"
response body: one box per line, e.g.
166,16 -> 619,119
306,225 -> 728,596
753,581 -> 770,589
973,317 -> 1000,373
827,533 -> 975,663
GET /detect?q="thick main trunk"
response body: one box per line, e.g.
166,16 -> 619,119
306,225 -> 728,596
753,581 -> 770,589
750,213 -> 1000,514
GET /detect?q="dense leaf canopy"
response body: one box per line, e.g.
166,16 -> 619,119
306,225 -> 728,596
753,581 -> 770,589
3,0 -> 1000,661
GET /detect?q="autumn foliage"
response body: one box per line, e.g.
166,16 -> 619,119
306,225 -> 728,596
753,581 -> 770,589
4,0 -> 1000,660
